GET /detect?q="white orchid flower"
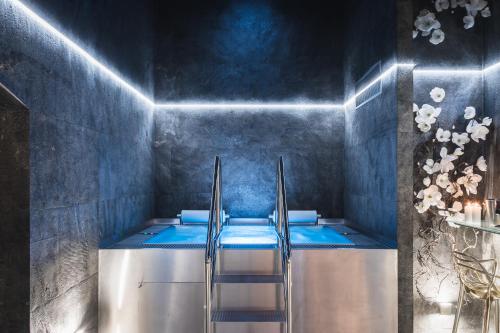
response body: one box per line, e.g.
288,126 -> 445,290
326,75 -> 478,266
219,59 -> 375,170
466,0 -> 488,16
457,169 -> 482,195
419,104 -> 441,119
436,128 -> 451,142
413,103 -> 419,112
439,147 -> 458,173
436,173 -> 450,189
415,104 -> 441,132
481,7 -> 491,17
423,159 -> 441,174
415,11 -> 441,34
415,201 -> 430,214
435,0 -> 450,11
476,156 -> 487,171
430,29 -> 446,45
423,177 -> 431,187
430,87 -> 446,102
452,132 -> 470,148
466,119 -> 489,142
482,117 -> 492,126
422,185 -> 443,207
418,122 -> 432,132
464,106 -> 476,119
446,182 -> 464,198
463,15 -> 475,29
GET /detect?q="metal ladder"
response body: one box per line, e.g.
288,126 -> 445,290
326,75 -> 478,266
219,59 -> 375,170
204,156 -> 292,333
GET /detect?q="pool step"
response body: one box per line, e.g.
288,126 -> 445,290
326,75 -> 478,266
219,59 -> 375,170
219,249 -> 281,274
214,274 -> 283,284
214,281 -> 284,310
212,310 -> 286,322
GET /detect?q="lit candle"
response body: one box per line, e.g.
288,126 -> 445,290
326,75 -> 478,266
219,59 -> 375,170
464,202 -> 482,223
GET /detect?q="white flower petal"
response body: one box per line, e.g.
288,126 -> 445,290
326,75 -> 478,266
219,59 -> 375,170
464,106 -> 476,119
463,15 -> 475,29
430,87 -> 446,102
476,156 -> 487,171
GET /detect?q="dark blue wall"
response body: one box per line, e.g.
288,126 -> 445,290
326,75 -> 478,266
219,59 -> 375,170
155,108 -> 344,218
343,0 -> 398,245
153,0 -> 347,218
154,0 -> 345,101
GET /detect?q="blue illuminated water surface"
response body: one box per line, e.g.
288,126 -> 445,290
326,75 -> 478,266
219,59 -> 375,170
144,225 -> 354,248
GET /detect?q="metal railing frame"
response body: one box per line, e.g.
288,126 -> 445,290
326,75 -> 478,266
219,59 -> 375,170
275,156 -> 292,333
205,156 -> 223,333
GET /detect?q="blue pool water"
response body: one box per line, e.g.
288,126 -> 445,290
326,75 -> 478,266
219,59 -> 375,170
220,225 -> 278,248
143,225 -> 207,247
290,226 -> 354,247
143,224 -> 354,248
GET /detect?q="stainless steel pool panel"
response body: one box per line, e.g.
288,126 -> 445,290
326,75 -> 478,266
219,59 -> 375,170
140,248 -> 205,282
139,282 -> 205,333
99,249 -> 143,333
99,247 -> 397,333
292,249 -> 398,333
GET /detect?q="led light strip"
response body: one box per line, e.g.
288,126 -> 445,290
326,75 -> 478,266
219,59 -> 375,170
413,67 -> 483,75
5,0 -> 500,111
344,63 -> 415,106
7,0 -> 155,107
154,102 -> 345,110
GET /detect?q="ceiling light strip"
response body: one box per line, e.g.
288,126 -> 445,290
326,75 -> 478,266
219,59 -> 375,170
154,103 -> 344,110
8,0 -> 155,106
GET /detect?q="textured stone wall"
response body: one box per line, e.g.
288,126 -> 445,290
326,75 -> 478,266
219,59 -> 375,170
152,0 -> 346,218
0,84 -> 30,333
343,0 -> 399,246
0,0 -> 155,332
343,1 -> 415,332
154,108 -> 344,218
153,0 -> 346,101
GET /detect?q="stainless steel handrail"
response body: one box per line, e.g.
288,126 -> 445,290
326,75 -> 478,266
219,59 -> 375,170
205,156 -> 222,333
275,156 -> 292,333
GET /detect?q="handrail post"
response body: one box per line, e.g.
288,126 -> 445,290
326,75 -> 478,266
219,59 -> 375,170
286,258 -> 292,333
205,260 -> 212,333
277,171 -> 283,234
215,188 -> 221,235
216,164 -> 222,234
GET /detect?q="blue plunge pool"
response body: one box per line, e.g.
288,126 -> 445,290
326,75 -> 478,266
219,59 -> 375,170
141,224 -> 355,249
